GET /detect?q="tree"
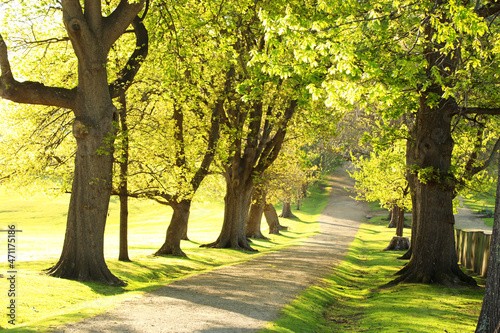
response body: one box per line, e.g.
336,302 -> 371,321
201,1 -> 314,251
283,0 -> 500,285
0,0 -> 147,285
351,136 -> 411,250
109,1 -> 230,257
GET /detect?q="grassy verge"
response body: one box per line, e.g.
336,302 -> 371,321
462,185 -> 495,227
262,215 -> 485,333
0,178 -> 331,332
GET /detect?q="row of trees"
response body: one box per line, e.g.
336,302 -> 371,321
0,0 -> 328,285
2,0 -> 500,331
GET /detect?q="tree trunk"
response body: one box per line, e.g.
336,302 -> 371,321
395,206 -> 404,237
296,188 -> 301,210
46,34 -> 125,284
475,157 -> 500,333
118,93 -> 131,262
387,207 -> 397,228
46,102 -> 123,285
264,204 -> 287,234
1,3 -> 146,286
384,206 -> 408,251
390,90 -> 475,286
119,193 -> 130,262
280,198 -> 297,218
203,177 -> 256,251
399,134 -> 418,260
181,224 -> 189,241
246,186 -> 268,239
155,200 -> 191,257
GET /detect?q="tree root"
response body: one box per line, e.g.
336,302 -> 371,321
246,231 -> 269,240
154,246 -> 187,257
201,239 -> 258,252
46,262 -> 127,287
383,261 -> 477,288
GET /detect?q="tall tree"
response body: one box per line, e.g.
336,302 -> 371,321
276,0 -> 500,285
200,1 -> 316,251
0,0 -> 147,285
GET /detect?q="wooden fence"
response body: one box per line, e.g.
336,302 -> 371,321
455,229 -> 492,277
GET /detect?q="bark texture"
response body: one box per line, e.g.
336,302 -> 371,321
392,89 -> 475,285
155,200 -> 191,257
264,204 -> 287,234
48,2 -> 146,286
280,199 -> 297,218
246,186 -> 268,239
204,177 -> 256,250
475,159 -> 500,333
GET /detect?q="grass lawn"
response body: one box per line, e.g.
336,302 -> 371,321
462,184 -> 496,227
0,179 -> 330,332
262,215 -> 485,333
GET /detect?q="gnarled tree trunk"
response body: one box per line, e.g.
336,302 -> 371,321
475,157 -> 500,333
45,2 -> 146,286
391,89 -> 475,286
264,204 -> 287,234
204,175 -> 255,251
280,198 -> 297,218
155,200 -> 191,257
246,186 -> 268,239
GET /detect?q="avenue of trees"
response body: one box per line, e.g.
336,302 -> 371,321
1,0 -> 500,331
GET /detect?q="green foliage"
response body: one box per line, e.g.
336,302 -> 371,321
351,137 -> 410,210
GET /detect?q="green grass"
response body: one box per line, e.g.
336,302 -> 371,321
262,218 -> 485,333
462,183 -> 496,227
0,179 -> 331,332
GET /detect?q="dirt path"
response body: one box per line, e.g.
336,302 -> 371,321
59,166 -> 369,333
454,204 -> 492,234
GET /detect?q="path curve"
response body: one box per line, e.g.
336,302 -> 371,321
59,166 -> 369,333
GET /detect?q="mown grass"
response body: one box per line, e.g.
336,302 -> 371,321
262,215 -> 485,333
0,179 -> 330,332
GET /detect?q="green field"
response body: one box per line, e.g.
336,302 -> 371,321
263,214 -> 486,332
0,180 -> 330,332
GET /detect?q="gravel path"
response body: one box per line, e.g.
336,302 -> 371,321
455,204 -> 492,234
58,166 -> 369,333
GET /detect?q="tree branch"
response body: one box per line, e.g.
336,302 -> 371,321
254,99 -> 297,174
470,136 -> 500,175
0,34 -> 76,109
190,98 -> 222,192
459,106 -> 500,115
109,14 -> 149,97
84,0 -> 102,33
475,1 -> 500,18
103,0 -> 145,50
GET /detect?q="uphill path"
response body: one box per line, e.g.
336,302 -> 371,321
59,166 -> 369,333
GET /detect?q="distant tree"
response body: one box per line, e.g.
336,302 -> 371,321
351,136 -> 411,249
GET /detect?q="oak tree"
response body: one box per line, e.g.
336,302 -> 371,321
0,0 -> 147,285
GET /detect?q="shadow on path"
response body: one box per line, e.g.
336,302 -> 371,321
59,166 -> 369,333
